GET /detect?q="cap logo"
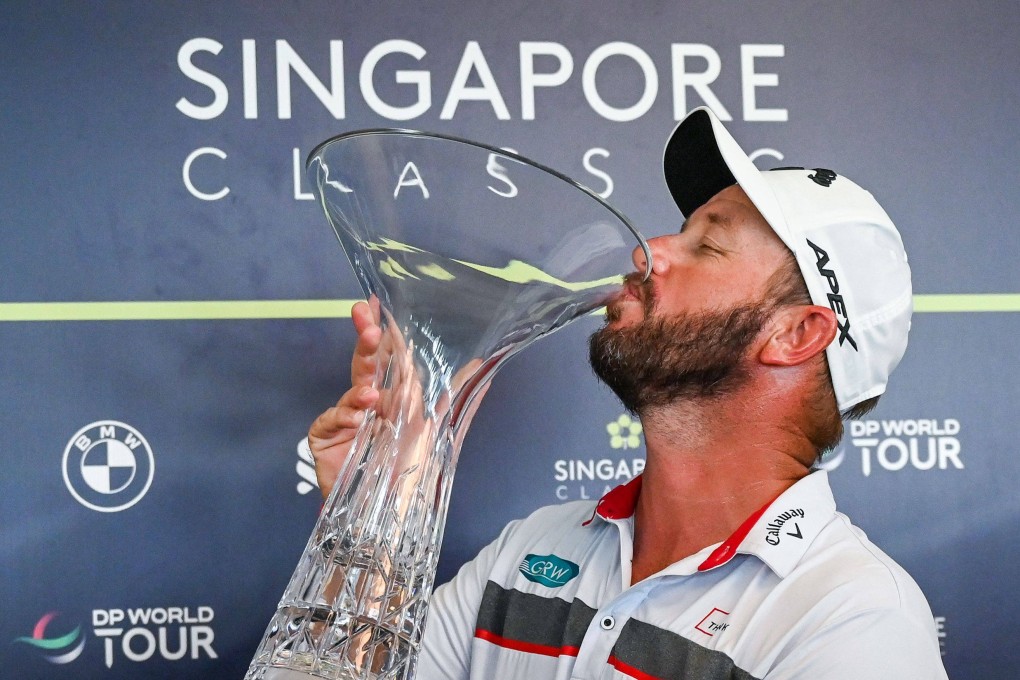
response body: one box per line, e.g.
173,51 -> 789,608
808,169 -> 837,187
806,239 -> 858,350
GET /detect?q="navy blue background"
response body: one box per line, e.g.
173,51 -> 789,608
3,2 -> 1018,677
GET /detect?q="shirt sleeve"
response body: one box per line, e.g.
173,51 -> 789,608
764,606 -> 949,680
417,518 -> 523,680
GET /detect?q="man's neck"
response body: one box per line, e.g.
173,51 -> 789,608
629,395 -> 813,585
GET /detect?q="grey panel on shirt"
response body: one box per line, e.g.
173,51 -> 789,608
613,618 -> 761,680
476,580 -> 597,650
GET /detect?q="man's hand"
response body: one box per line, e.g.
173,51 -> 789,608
308,299 -> 382,500
307,296 -> 492,502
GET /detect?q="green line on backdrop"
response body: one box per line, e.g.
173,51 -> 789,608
0,300 -> 357,321
0,294 -> 1019,321
911,294 -> 1020,313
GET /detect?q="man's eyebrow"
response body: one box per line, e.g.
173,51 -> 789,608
705,212 -> 732,228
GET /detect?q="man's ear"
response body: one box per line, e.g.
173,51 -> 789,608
759,305 -> 838,367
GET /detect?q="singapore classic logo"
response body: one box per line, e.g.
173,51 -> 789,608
552,414 -> 646,501
14,612 -> 85,664
62,421 -> 155,512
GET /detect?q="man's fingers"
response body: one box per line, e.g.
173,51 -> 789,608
310,388 -> 379,440
351,300 -> 376,334
351,301 -> 382,388
368,294 -> 381,324
348,385 -> 380,406
312,296 -> 385,501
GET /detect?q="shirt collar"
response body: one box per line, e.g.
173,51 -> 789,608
582,474 -> 642,526
583,470 -> 837,578
698,470 -> 837,577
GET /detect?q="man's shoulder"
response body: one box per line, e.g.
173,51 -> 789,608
500,499 -> 601,540
789,510 -> 935,620
480,499 -> 609,568
750,512 -> 946,677
758,471 -> 933,618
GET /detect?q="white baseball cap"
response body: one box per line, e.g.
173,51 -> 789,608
662,106 -> 912,411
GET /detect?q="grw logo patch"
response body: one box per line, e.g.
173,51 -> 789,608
519,554 -> 580,588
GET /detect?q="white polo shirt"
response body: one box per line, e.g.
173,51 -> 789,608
419,470 -> 948,680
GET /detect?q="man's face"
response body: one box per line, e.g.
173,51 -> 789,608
589,185 -> 791,413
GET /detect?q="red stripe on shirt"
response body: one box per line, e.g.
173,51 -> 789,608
474,628 -> 580,658
608,654 -> 664,680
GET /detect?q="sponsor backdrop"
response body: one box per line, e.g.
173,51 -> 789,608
2,2 -> 1017,677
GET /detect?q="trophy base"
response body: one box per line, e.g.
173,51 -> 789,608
246,640 -> 405,680
247,661 -> 384,680
258,667 -> 323,679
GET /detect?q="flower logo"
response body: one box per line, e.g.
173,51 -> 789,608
607,415 -> 643,449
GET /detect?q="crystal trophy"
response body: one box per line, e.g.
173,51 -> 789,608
246,130 -> 650,679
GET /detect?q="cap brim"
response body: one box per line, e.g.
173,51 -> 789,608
663,107 -> 795,252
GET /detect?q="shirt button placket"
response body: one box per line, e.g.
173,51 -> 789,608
573,610 -> 624,678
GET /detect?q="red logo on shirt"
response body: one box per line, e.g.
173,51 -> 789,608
695,608 -> 731,637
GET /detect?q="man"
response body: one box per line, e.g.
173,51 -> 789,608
309,107 -> 948,679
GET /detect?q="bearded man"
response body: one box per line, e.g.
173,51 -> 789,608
307,107 -> 948,679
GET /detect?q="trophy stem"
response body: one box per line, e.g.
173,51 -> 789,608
247,344 -> 491,680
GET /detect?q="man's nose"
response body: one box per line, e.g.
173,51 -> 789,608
632,236 -> 669,276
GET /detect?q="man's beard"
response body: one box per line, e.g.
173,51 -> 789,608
588,290 -> 774,415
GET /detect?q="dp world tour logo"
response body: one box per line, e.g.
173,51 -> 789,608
15,612 -> 85,664
62,421 -> 155,512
